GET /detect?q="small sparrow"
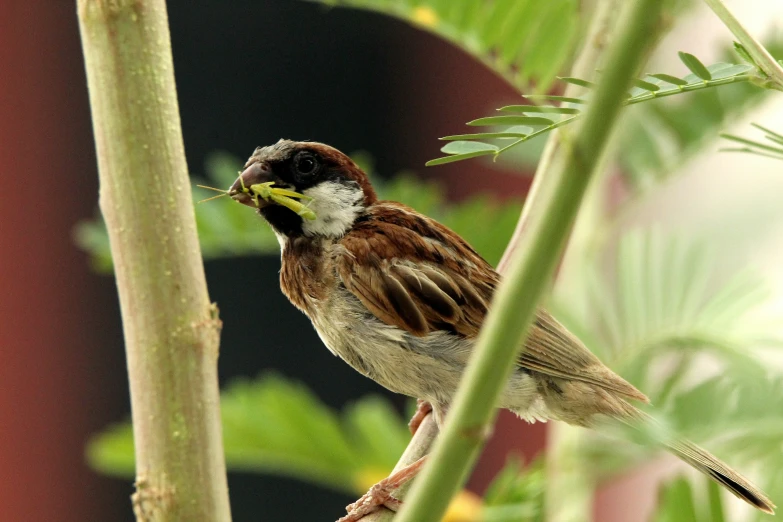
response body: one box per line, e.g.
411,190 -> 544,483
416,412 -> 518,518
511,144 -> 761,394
229,140 -> 774,520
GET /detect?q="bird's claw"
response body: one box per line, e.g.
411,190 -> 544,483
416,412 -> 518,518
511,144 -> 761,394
336,481 -> 403,522
335,456 -> 428,522
408,399 -> 433,435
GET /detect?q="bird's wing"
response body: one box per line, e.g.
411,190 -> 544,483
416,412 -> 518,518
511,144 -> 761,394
337,202 -> 647,402
336,202 -> 496,338
524,310 -> 648,402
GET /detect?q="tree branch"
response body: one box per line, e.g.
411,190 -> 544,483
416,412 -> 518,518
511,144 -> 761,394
393,0 -> 664,520
77,1 -> 231,520
703,0 -> 783,91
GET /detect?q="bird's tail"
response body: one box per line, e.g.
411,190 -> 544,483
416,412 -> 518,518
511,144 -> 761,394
622,408 -> 775,514
664,436 -> 774,514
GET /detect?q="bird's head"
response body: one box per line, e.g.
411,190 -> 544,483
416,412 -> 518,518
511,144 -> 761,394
230,140 -> 377,238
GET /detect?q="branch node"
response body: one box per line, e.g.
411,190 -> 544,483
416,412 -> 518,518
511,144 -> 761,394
132,476 -> 174,521
191,303 -> 223,342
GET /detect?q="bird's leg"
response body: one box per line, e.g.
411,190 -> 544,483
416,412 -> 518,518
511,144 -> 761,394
407,399 -> 433,435
337,456 -> 428,522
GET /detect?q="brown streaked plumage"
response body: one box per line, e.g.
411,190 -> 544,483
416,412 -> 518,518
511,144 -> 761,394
229,140 -> 775,519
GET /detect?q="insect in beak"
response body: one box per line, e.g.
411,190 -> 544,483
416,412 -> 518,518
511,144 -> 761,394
195,185 -> 231,203
196,178 -> 317,221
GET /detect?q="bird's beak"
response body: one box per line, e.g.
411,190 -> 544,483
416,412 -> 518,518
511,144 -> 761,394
229,162 -> 317,220
229,163 -> 272,207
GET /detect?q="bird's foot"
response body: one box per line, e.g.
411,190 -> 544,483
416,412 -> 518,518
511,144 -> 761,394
336,456 -> 428,522
408,399 -> 433,435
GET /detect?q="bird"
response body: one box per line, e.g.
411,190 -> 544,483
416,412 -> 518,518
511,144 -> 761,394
227,139 -> 774,520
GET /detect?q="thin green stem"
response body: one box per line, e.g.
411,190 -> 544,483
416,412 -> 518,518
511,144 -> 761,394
624,74 -> 752,102
393,1 -> 664,521
495,116 -> 581,154
491,73 -> 753,162
77,1 -> 231,520
720,133 -> 783,155
703,0 -> 783,91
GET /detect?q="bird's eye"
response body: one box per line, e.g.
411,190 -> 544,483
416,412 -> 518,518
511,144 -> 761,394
294,152 -> 319,177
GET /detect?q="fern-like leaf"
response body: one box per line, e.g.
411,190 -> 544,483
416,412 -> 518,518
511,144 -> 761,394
427,52 -> 764,166
87,373 -> 409,493
553,228 -> 780,397
304,0 -> 580,93
619,35 -> 783,190
88,373 -> 546,522
720,123 -> 783,160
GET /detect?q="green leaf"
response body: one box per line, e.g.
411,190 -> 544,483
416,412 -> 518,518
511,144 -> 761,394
524,94 -> 587,104
467,115 -> 554,126
707,62 -> 754,80
649,73 -> 688,86
734,41 -> 754,64
440,128 -> 532,141
434,45 -> 768,167
554,228 -> 777,389
440,140 -> 498,154
632,78 -> 661,91
87,373 -> 410,494
425,150 -> 497,166
720,133 -> 783,155
679,51 -> 712,80
498,105 -> 580,114
619,35 -> 783,190
752,123 -> 783,145
651,477 -> 699,522
721,122 -> 783,161
558,76 -> 595,88
482,457 -> 545,522
303,0 -> 580,93
707,479 -> 726,522
85,422 -> 136,477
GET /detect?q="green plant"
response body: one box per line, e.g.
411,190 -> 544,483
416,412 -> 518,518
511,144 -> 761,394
721,123 -> 783,160
307,0 -> 581,94
427,52 -> 763,166
88,373 -> 545,522
81,0 -> 783,520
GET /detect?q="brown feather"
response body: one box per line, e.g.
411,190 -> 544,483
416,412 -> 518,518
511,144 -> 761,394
392,265 -> 461,322
627,409 -> 776,514
380,270 -> 429,336
336,202 -> 652,404
337,203 -> 647,395
525,310 -> 649,403
417,266 -> 463,303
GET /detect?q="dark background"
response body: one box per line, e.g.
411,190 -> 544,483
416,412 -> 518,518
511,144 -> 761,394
0,1 -> 541,521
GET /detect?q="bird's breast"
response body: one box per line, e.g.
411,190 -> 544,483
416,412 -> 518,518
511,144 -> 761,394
307,285 -> 473,403
279,238 -> 334,314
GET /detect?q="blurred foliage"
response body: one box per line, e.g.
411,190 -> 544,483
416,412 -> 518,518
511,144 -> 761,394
482,457 -> 545,522
427,53 -> 761,166
308,0 -> 580,94
74,151 -> 522,272
620,37 -> 783,191
88,372 -> 409,493
554,228 -> 779,393
552,227 -> 783,515
88,372 -> 546,522
651,477 -> 727,522
721,122 -> 783,161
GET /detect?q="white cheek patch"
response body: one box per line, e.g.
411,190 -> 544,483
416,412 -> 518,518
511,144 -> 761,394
301,181 -> 364,237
